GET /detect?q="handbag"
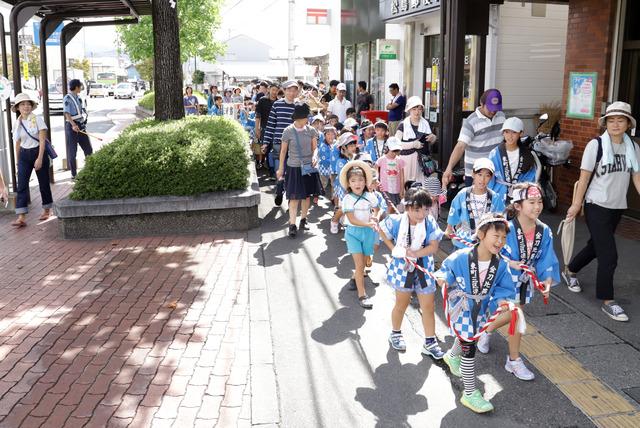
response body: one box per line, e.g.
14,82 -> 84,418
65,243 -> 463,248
19,118 -> 58,159
294,128 -> 318,176
419,153 -> 437,176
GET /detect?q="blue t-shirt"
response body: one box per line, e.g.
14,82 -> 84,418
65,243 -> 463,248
388,94 -> 406,122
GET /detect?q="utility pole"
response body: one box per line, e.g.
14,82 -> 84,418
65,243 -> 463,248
287,0 -> 295,80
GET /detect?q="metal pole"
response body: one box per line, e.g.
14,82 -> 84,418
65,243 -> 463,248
287,0 -> 295,79
0,14 -> 17,192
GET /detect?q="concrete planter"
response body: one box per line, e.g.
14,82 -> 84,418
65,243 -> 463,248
135,105 -> 154,119
55,163 -> 260,239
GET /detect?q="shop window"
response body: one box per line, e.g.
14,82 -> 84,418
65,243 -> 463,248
343,45 -> 355,100
370,51 -> 384,110
463,35 -> 481,112
355,42 -> 370,103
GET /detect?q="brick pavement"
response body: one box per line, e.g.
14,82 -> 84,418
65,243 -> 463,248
0,182 -> 255,427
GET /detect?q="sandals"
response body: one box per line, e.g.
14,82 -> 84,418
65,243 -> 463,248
11,219 -> 27,228
39,210 -> 52,221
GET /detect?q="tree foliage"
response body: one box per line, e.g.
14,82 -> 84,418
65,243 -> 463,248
117,0 -> 225,64
69,58 -> 91,81
192,70 -> 205,85
135,58 -> 154,85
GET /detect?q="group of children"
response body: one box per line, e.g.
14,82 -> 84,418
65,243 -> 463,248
324,114 -> 560,414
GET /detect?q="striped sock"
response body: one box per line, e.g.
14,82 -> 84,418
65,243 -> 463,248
461,356 -> 476,396
450,338 -> 462,357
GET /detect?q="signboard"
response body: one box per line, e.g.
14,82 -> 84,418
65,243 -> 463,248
307,8 -> 329,25
33,22 -> 64,46
22,63 -> 29,80
380,0 -> 440,22
567,72 -> 597,119
376,39 -> 399,60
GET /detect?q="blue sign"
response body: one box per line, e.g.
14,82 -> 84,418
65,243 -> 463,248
33,22 -> 64,46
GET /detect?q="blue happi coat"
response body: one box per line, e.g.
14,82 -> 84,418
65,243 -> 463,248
447,187 -> 505,249
330,143 -> 341,175
333,157 -> 349,202
363,137 -> 386,162
488,144 -> 538,204
317,135 -> 333,176
502,219 -> 560,304
438,247 -> 516,340
380,214 -> 443,291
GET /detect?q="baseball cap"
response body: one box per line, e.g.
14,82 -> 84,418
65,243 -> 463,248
482,89 -> 502,112
336,83 -> 347,91
343,117 -> 359,130
282,80 -> 299,89
472,158 -> 495,174
386,137 -> 402,152
501,117 -> 524,133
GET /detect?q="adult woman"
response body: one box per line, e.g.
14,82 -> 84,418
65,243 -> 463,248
12,93 -> 53,227
276,103 -> 322,237
394,96 -> 437,183
222,89 -> 233,104
183,87 -> 199,115
564,102 -> 640,322
231,88 -> 244,104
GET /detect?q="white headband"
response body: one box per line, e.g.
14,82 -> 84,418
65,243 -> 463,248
511,185 -> 542,203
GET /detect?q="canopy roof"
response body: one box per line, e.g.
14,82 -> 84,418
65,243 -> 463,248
3,0 -> 151,18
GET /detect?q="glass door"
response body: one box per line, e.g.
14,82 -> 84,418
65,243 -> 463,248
423,35 -> 441,137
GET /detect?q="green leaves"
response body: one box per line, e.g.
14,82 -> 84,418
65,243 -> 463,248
138,92 -> 155,110
70,116 -> 250,201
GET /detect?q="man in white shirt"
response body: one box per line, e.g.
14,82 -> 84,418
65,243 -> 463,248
327,83 -> 353,123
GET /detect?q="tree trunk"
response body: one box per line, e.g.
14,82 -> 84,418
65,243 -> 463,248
152,0 -> 183,121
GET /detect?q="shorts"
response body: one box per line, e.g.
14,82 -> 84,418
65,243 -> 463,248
320,175 -> 332,198
345,226 -> 376,256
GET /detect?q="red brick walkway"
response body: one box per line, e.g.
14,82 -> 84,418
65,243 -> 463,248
0,182 -> 251,427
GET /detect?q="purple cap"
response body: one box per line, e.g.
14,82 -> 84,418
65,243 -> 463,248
483,89 -> 503,112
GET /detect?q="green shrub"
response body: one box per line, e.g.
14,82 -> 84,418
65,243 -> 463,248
70,116 -> 250,200
138,91 -> 154,110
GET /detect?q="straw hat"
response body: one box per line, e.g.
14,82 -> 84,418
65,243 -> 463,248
339,160 -> 374,190
598,101 -> 636,129
12,92 -> 38,112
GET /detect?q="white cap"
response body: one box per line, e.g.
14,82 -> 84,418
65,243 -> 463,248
336,82 -> 347,91
405,95 -> 424,112
312,114 -> 325,123
501,117 -> 524,133
357,153 -> 373,164
386,137 -> 402,152
472,157 -> 495,174
343,117 -> 358,130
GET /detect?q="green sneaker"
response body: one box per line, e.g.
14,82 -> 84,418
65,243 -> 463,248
443,351 -> 461,377
460,389 -> 494,413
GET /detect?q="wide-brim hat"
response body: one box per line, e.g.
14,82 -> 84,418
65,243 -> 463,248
405,95 -> 424,113
339,160 -> 374,190
599,101 -> 636,129
12,92 -> 38,112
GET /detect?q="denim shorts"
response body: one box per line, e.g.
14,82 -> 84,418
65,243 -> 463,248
345,225 -> 376,256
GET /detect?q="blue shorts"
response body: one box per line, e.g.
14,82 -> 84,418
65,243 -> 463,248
345,226 -> 376,256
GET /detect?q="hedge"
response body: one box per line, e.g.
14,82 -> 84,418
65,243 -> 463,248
138,91 -> 154,110
70,116 -> 250,200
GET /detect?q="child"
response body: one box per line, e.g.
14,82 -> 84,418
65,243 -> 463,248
423,174 -> 446,221
327,114 -> 339,128
359,120 -> 374,152
318,126 -> 337,200
476,183 -> 558,379
380,187 -> 445,359
488,117 -> 539,204
437,213 -> 521,413
331,133 -> 359,234
208,95 -> 224,116
340,160 -> 379,309
446,158 -> 505,249
346,107 -> 357,121
364,120 -> 389,162
376,137 -> 405,209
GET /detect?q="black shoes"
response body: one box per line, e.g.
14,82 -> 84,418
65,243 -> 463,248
288,224 -> 297,238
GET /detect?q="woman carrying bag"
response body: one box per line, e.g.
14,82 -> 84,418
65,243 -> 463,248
394,96 -> 437,183
564,102 -> 640,322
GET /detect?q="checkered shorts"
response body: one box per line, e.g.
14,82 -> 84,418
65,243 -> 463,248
386,258 -> 436,295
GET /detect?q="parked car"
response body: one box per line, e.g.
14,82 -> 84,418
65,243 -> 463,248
48,84 -> 64,114
114,82 -> 135,99
89,83 -> 109,98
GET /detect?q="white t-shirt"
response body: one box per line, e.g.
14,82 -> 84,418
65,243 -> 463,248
342,192 -> 379,225
470,192 -> 488,220
581,138 -> 640,209
14,114 -> 48,150
478,260 -> 491,284
507,148 -> 520,176
327,97 -> 353,123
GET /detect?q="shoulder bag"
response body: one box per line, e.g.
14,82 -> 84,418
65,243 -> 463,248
294,128 -> 318,176
19,119 -> 57,159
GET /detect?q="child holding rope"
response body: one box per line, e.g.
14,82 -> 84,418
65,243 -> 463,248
437,213 -> 524,414
330,133 -> 359,234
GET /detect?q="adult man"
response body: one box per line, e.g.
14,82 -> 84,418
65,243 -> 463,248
386,83 -> 406,135
63,79 -> 93,179
255,83 -> 279,143
262,80 -> 299,205
327,83 -> 353,123
321,79 -> 339,105
442,88 -> 506,187
356,81 -> 374,118
254,81 -> 268,102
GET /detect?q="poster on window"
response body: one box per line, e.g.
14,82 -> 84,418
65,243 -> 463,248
567,72 -> 597,119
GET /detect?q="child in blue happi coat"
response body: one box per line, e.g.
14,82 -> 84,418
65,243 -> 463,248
380,187 -> 445,359
476,183 -> 559,380
488,117 -> 539,204
330,133 -> 359,234
437,213 -> 522,414
446,157 -> 505,248
364,120 -> 389,162
318,126 -> 337,200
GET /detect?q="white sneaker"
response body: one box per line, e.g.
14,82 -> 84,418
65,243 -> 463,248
505,357 -> 535,381
477,332 -> 491,354
330,221 -> 339,234
562,269 -> 581,293
601,301 -> 629,322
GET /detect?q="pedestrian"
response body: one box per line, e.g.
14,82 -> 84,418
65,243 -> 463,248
255,84 -> 279,173
276,103 -> 322,238
232,88 -> 244,104
326,114 -> 339,128
331,133 -> 359,234
207,85 -> 218,111
262,81 -> 299,206
321,79 -> 339,105
564,102 -> 640,321
477,183 -> 557,380
364,120 -> 389,162
445,158 -> 506,249
356,81 -> 374,118
376,137 -> 405,209
442,88 -> 506,188
327,83 -> 353,123
395,96 -> 437,183
386,83 -> 406,135
340,160 -> 379,309
380,186 -> 446,359
208,95 -> 224,116
488,117 -> 539,204
359,120 -> 374,152
254,81 -> 268,102
183,86 -> 199,115
318,125 -> 337,200
11,93 -> 53,227
438,213 -> 522,414
63,79 -> 93,179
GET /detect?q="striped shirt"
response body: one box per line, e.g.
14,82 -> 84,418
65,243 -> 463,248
458,108 -> 506,176
262,99 -> 295,150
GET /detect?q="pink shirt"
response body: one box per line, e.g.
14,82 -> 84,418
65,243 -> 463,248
376,155 -> 405,194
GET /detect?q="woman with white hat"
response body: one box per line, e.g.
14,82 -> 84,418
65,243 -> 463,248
395,96 -> 437,183
564,102 -> 640,322
11,92 -> 53,228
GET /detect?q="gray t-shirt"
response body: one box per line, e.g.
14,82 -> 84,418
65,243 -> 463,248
281,124 -> 318,167
582,138 -> 640,209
